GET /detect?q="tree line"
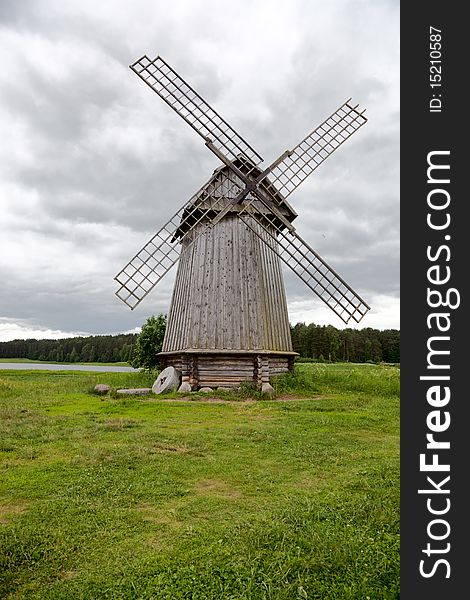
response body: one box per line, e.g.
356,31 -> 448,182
290,323 -> 400,363
0,321 -> 399,364
0,334 -> 137,363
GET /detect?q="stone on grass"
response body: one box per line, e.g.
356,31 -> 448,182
94,384 -> 110,394
199,387 -> 213,393
152,366 -> 182,394
261,383 -> 275,398
116,388 -> 152,396
178,382 -> 192,393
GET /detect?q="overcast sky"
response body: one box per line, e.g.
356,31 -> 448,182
0,0 -> 399,342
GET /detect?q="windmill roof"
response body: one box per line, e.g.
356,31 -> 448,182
174,155 -> 297,240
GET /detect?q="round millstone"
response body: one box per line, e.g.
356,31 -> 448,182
152,367 -> 182,394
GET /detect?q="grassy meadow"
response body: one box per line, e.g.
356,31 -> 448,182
0,363 -> 400,599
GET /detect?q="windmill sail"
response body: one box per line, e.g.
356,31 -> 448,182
130,55 -> 263,165
216,171 -> 370,324
117,55 -> 370,326
116,157 -> 369,323
268,100 -> 367,198
115,166 -> 247,309
238,208 -> 370,324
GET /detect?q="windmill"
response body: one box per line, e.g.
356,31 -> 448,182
115,55 -> 370,392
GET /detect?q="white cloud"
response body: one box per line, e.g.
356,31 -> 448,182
0,318 -> 90,342
287,294 -> 400,331
0,0 -> 399,341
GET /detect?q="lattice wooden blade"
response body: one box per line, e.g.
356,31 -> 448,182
130,55 -> 263,166
114,173 -> 245,309
268,100 -> 367,198
238,207 -> 370,324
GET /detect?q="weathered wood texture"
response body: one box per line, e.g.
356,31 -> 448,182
174,157 -> 297,241
162,214 -> 293,353
159,352 -> 294,388
161,163 -> 297,388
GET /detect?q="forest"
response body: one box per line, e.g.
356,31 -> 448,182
0,334 -> 137,364
0,322 -> 400,364
290,323 -> 400,363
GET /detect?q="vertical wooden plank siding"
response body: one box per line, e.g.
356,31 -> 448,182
162,213 -> 293,354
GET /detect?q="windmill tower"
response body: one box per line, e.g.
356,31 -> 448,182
115,56 -> 370,391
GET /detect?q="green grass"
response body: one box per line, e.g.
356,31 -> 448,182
0,364 -> 399,599
0,358 -> 130,366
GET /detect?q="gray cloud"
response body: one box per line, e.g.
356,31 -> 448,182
0,0 -> 399,341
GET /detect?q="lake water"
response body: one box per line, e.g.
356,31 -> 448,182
0,363 -> 139,372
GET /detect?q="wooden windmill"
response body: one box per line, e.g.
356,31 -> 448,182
115,55 -> 370,391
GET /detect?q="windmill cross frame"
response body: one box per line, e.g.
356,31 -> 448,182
115,55 -> 370,325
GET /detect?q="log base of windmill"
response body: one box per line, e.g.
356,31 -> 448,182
158,350 -> 297,391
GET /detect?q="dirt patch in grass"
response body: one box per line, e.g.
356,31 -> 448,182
152,441 -> 204,456
135,502 -> 177,524
134,503 -> 184,530
96,418 -> 140,430
195,479 -> 243,499
58,570 -> 77,581
142,396 -> 244,404
0,501 -> 29,524
272,394 -> 327,402
142,394 -> 325,404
